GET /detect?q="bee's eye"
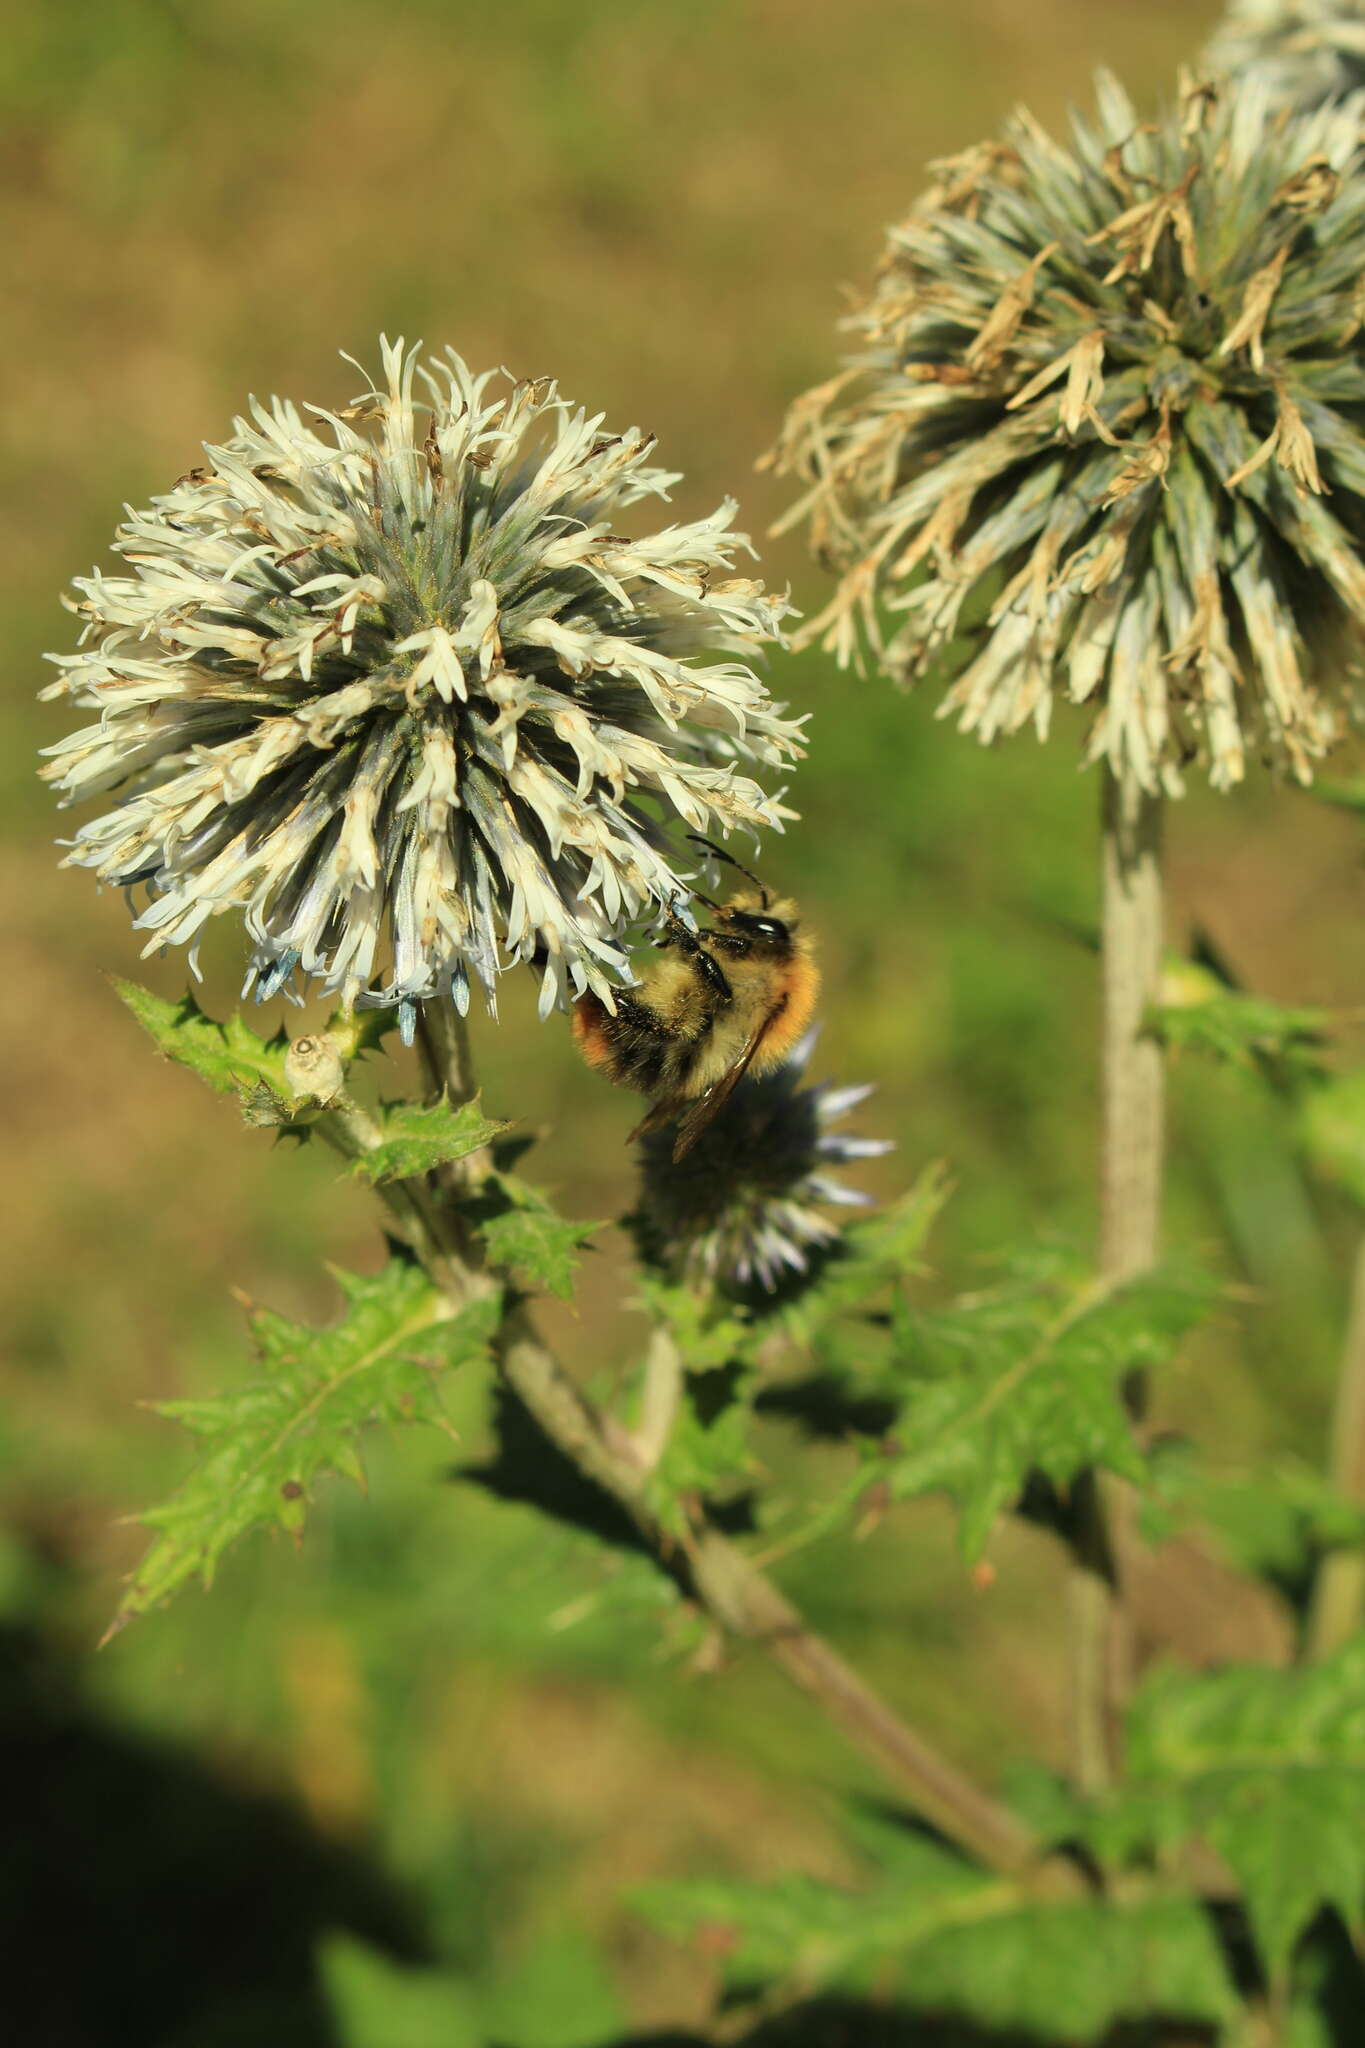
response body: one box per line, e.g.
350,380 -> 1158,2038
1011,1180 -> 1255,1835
751,918 -> 785,942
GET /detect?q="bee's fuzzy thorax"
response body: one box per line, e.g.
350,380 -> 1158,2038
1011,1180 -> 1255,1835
747,942 -> 820,1073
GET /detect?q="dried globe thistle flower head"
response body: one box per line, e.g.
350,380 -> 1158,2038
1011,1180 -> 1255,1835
43,340 -> 802,1028
773,72 -> 1365,792
631,1030 -> 891,1297
1206,1 -> 1365,105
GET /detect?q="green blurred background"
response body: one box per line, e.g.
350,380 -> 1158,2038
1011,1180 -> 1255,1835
6,1 -> 1364,2040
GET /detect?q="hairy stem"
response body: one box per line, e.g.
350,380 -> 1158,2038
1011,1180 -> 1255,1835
328,997 -> 1046,1879
1307,1235 -> 1365,1659
1069,1473 -> 1122,1796
413,997 -> 496,1253
1099,771 -> 1165,1290
1072,770 -> 1165,1791
631,1322 -> 686,1470
415,997 -> 478,1108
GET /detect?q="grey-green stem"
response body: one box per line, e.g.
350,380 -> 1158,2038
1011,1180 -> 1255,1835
1307,1236 -> 1365,1659
415,997 -> 478,1109
1099,772 -> 1165,1290
631,1323 -> 687,1470
1072,770 -> 1165,1792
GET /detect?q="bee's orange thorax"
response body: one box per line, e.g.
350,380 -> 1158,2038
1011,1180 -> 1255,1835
753,950 -> 821,1072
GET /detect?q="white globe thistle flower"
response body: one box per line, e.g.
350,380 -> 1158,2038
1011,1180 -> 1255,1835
631,1031 -> 891,1297
1206,1 -> 1365,105
43,340 -> 802,1027
773,73 -> 1365,793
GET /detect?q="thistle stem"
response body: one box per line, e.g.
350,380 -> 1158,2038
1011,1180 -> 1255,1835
1307,1236 -> 1365,1659
412,997 -> 495,1242
328,996 -> 1045,1880
415,996 -> 478,1107
631,1322 -> 686,1470
1099,771 -> 1165,1291
1072,769 -> 1165,1791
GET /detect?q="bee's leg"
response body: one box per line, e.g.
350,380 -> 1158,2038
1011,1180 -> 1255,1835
660,904 -> 732,1002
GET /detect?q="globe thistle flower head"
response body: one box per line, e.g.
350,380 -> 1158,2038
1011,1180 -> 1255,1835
631,1030 -> 891,1300
43,340 -> 802,1028
1205,1 -> 1365,106
774,73 -> 1365,793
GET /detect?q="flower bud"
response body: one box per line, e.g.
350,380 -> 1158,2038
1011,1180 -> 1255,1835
632,1031 -> 891,1297
284,1033 -> 346,1106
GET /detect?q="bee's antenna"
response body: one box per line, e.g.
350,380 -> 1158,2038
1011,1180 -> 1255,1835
685,832 -> 769,909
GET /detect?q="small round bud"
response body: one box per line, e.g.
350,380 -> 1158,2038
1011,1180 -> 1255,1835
284,1033 -> 346,1106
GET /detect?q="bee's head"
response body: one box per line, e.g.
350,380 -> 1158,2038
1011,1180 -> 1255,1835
711,889 -> 797,956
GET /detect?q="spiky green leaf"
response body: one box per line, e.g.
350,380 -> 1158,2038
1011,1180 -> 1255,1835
883,1253 -> 1216,1557
1023,1646 -> 1365,1975
900,1895 -> 1234,2041
354,1098 -> 508,1185
638,1821 -> 1233,2039
115,980 -> 291,1097
1127,1650 -> 1365,1974
1151,992 -> 1330,1090
1142,1441 -> 1365,1589
478,1176 -> 599,1299
482,1210 -> 597,1300
783,1166 -> 951,1337
633,1274 -> 757,1372
109,1262 -> 500,1635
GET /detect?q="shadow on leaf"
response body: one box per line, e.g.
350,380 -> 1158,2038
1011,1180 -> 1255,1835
457,1382 -> 653,1557
755,1373 -> 900,1442
456,1382 -> 756,1563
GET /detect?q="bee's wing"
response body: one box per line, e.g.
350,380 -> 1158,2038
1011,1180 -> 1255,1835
669,997 -> 789,1164
625,1095 -> 686,1145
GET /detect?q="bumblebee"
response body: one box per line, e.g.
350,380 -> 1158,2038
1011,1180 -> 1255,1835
572,842 -> 820,1162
